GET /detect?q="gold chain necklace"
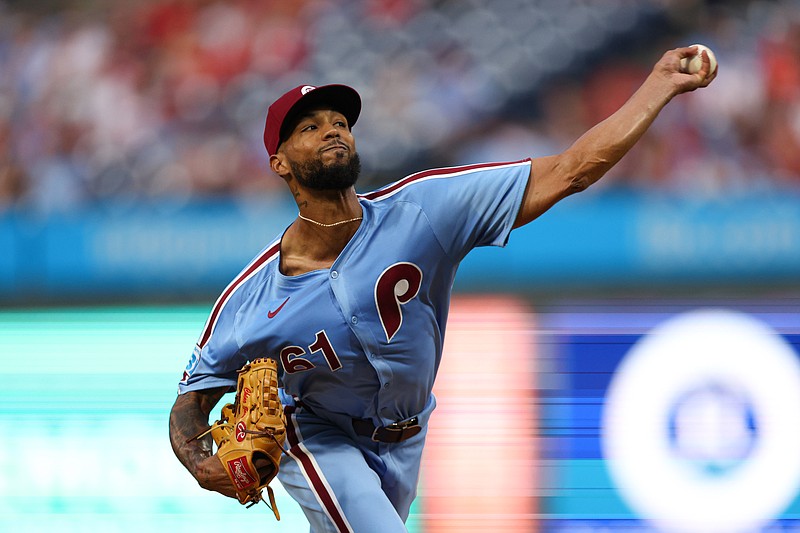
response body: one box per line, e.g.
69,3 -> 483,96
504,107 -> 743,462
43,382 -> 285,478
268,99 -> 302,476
298,213 -> 363,228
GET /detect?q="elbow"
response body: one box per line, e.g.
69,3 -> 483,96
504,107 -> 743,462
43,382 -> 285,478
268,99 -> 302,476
559,151 -> 610,196
566,158 -> 614,195
568,173 -> 592,195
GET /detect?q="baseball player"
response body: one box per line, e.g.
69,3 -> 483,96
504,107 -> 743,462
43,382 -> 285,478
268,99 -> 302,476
169,47 -> 717,532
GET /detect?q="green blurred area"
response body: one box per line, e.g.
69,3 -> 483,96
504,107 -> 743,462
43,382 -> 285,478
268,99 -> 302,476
0,305 -> 423,532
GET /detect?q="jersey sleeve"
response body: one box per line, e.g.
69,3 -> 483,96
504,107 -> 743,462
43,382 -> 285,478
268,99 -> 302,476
370,159 -> 530,260
177,284 -> 248,394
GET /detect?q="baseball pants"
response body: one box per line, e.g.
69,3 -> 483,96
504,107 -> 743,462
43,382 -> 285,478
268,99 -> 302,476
278,404 -> 430,533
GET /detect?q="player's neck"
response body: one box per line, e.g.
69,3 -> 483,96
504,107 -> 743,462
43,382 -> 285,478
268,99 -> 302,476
292,183 -> 359,221
280,211 -> 362,278
279,184 -> 362,276
295,184 -> 360,224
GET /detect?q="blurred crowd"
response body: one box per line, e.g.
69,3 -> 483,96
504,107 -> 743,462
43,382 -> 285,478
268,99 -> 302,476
1,0 -> 800,213
452,0 -> 800,197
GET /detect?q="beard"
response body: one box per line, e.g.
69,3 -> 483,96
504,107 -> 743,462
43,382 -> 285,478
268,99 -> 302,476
290,151 -> 361,191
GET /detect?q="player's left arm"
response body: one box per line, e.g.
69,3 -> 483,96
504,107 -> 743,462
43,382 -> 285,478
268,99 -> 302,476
512,46 -> 717,228
169,387 -> 239,499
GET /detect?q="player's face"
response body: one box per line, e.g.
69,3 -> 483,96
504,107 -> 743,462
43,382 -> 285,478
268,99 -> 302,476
281,107 -> 360,191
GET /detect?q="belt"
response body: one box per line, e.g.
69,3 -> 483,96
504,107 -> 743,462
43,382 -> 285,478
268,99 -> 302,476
352,417 -> 421,443
294,399 -> 421,443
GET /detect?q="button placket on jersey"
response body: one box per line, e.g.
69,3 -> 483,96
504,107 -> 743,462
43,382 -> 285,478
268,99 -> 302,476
328,266 -> 394,396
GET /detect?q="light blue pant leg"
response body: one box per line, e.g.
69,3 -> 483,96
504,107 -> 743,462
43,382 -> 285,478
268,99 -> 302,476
377,433 -> 427,522
278,409 -> 409,533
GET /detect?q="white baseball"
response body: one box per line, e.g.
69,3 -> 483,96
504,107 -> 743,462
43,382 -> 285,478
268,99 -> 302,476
680,44 -> 717,77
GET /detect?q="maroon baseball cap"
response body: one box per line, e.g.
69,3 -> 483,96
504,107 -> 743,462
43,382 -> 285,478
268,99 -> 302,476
263,84 -> 361,156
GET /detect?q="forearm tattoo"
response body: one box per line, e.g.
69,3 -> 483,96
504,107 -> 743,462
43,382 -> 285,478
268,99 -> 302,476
169,387 -> 228,475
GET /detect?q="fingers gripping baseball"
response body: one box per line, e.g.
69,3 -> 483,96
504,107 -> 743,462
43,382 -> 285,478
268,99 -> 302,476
656,45 -> 718,94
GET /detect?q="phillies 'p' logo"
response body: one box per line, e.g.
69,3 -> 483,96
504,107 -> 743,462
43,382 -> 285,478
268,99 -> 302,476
374,262 -> 423,342
235,421 -> 247,442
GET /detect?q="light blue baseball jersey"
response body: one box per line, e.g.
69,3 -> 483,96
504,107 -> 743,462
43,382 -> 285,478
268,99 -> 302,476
178,158 -> 531,531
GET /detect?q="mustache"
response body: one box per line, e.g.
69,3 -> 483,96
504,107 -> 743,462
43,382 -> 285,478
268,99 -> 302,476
320,141 -> 349,152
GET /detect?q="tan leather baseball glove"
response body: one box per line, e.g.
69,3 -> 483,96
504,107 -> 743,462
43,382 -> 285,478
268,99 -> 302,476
208,357 -> 286,518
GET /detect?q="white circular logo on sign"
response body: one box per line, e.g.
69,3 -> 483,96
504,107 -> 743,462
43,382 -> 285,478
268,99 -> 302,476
301,85 -> 316,95
602,309 -> 800,532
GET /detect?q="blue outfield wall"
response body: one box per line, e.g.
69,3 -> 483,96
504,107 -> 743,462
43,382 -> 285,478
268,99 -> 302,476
461,191 -> 800,291
1,191 -> 800,300
0,198 -> 298,300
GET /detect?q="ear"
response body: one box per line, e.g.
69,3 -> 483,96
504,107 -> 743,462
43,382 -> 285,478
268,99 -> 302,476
269,153 -> 291,179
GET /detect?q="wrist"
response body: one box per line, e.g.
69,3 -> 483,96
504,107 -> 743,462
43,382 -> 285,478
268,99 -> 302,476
639,72 -> 679,109
177,437 -> 213,478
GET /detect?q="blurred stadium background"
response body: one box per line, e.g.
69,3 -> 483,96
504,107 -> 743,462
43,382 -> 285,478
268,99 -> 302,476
2,0 -> 800,531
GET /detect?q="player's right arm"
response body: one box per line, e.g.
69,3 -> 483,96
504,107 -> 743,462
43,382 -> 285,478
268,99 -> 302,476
513,46 -> 716,227
169,387 -> 239,499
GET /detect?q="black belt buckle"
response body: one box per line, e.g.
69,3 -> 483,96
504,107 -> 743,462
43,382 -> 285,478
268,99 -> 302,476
372,416 -> 421,442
